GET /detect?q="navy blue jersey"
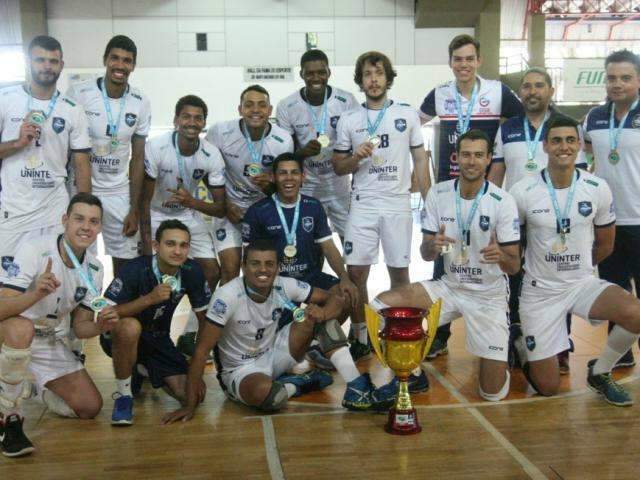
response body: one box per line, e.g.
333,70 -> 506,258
242,194 -> 333,278
420,77 -> 523,182
104,255 -> 211,332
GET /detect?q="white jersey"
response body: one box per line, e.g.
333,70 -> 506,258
510,169 -> 615,290
0,85 -> 91,231
334,100 -> 423,212
66,77 -> 151,196
0,234 -> 104,333
205,276 -> 312,371
421,179 -> 520,294
276,86 -> 358,199
144,131 -> 225,222
206,120 -> 294,212
583,100 -> 640,225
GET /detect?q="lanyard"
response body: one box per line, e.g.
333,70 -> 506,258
100,78 -> 127,140
609,97 -> 639,152
543,169 -> 577,233
241,120 -> 267,165
173,132 -> 194,192
26,86 -> 60,120
366,100 -> 389,137
454,82 -> 478,134
305,86 -> 329,135
245,281 -> 298,313
523,112 -> 549,161
152,255 -> 181,291
455,180 -> 485,247
272,194 -> 301,247
62,239 -> 98,296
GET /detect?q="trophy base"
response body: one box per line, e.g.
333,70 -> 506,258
385,407 -> 422,435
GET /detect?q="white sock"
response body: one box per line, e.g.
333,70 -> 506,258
411,367 -> 422,377
0,381 -> 23,416
42,390 -> 77,418
184,311 -> 199,334
329,347 -> 360,383
284,383 -> 297,398
593,326 -> 640,375
117,377 -> 132,397
352,322 -> 368,344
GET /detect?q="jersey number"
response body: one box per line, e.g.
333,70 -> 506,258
255,328 -> 265,340
379,134 -> 389,148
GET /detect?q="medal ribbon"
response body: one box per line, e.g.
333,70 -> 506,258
543,169 -> 577,235
272,194 -> 301,247
455,180 -> 485,248
26,86 -> 60,119
454,82 -> 478,134
523,112 -> 549,161
609,97 -> 639,154
173,131 -> 194,192
99,78 -> 127,143
305,86 -> 329,136
241,120 -> 268,166
366,100 -> 389,137
152,255 -> 181,291
245,281 -> 299,313
62,239 -> 99,296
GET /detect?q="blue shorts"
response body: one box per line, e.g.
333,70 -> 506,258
598,225 -> 640,293
277,270 -> 340,329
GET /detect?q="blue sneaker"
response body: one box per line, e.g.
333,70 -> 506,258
111,393 -> 134,425
408,370 -> 430,393
305,345 -> 336,371
587,359 -> 633,407
371,377 -> 398,412
342,373 -> 374,411
277,369 -> 333,397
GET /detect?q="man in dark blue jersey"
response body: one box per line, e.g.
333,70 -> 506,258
100,219 -> 211,425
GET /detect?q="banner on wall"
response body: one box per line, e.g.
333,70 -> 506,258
563,58 -> 606,103
243,66 -> 293,82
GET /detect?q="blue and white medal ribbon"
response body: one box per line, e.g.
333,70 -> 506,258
454,82 -> 478,134
246,281 -> 306,323
543,169 -> 577,254
100,78 -> 127,150
173,131 -> 192,192
152,255 -> 181,292
523,112 -> 549,172
305,87 -> 330,147
272,194 -> 301,258
26,87 -> 60,125
366,100 -> 389,148
608,97 -> 639,165
242,120 -> 267,177
62,239 -> 106,312
454,180 -> 485,265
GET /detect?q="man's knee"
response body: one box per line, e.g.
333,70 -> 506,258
1,317 -> 35,346
614,301 -> 640,334
314,319 -> 348,354
527,365 -> 560,396
112,317 -> 142,343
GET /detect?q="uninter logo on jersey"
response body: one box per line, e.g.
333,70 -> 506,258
307,157 -> 333,172
544,252 -> 581,272
449,264 -> 483,284
280,261 -> 308,277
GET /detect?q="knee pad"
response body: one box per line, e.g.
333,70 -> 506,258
258,382 -> 289,412
42,390 -> 78,418
314,320 -> 348,353
479,370 -> 510,402
0,345 -> 31,385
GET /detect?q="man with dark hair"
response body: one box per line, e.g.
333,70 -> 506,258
100,219 -> 212,425
419,34 -> 523,358
511,117 -> 640,406
0,193 -> 118,457
66,35 -> 151,276
276,50 -> 358,239
0,35 -> 91,283
372,129 -> 521,402
583,49 -> 640,368
162,240 -> 342,421
205,85 -> 294,283
332,51 -> 430,364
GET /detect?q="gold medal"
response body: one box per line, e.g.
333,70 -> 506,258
441,243 -> 453,255
609,150 -> 620,165
524,155 -> 538,172
455,247 -> 469,265
110,137 -> 120,149
293,307 -> 306,323
372,155 -> 385,167
162,274 -> 179,290
550,236 -> 567,254
247,163 -> 262,177
90,296 -> 108,312
94,141 -> 110,157
369,135 -> 381,148
26,154 -> 40,169
317,133 -> 330,148
26,110 -> 46,126
284,245 -> 297,258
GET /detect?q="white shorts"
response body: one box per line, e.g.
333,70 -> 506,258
344,208 -> 412,268
212,216 -> 243,254
29,335 -> 84,391
0,224 -> 64,269
219,324 -> 296,405
519,275 -> 610,362
151,214 -> 216,259
419,280 -> 509,361
99,194 -> 141,259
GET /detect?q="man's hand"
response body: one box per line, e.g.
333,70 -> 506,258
434,224 -> 456,253
479,231 -> 502,264
15,121 -> 39,149
167,187 -> 196,209
298,139 -> 322,158
249,172 -> 272,191
35,257 -> 60,299
338,277 -> 358,310
162,406 -> 196,425
96,306 -> 119,332
304,304 -> 326,323
122,210 -> 139,237
227,202 -> 244,224
147,284 -> 173,304
353,141 -> 374,161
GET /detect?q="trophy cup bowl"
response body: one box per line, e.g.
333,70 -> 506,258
365,301 -> 441,435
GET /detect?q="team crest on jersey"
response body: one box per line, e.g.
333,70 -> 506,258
479,215 -> 490,231
302,216 -> 314,232
74,287 -> 88,302
212,299 -> 227,315
444,98 -> 456,114
330,116 -> 340,129
1,256 -> 19,277
272,308 -> 283,322
395,119 -> 407,132
216,228 -> 227,241
578,201 -> 593,217
344,241 -> 353,255
52,117 -> 65,134
125,113 -> 137,127
479,97 -> 490,108
262,155 -> 275,167
632,114 -> 640,129
108,278 -> 123,296
525,335 -> 536,351
192,169 -> 205,180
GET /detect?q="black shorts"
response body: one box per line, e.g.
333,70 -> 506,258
100,331 -> 189,389
598,225 -> 640,293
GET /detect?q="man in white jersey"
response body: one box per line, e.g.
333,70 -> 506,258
0,193 -> 119,457
511,116 -> 640,406
67,35 -> 151,274
583,50 -> 640,368
206,85 -> 294,283
0,36 -> 91,276
141,95 -> 226,290
162,239 -> 341,421
276,49 -> 359,239
371,130 -> 521,401
332,51 -> 430,361
419,34 -> 523,359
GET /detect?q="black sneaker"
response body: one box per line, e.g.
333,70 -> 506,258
349,340 -> 372,363
613,350 -> 635,370
0,414 -> 35,458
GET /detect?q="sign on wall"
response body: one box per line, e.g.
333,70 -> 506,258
243,66 -> 293,82
563,58 -> 606,103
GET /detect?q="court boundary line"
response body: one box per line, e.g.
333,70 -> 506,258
261,416 -> 286,480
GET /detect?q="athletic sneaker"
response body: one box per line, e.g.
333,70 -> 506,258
587,359 -> 633,407
371,377 -> 398,412
305,345 -> 335,371
425,337 -> 448,359
277,369 -> 333,397
613,350 -> 636,370
349,340 -> 372,363
408,370 -> 430,393
176,332 -> 214,364
0,414 -> 35,457
111,393 -> 134,425
342,373 -> 374,411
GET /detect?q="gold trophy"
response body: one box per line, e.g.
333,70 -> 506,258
365,301 -> 441,435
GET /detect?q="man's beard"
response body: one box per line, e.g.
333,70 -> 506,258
31,70 -> 60,87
